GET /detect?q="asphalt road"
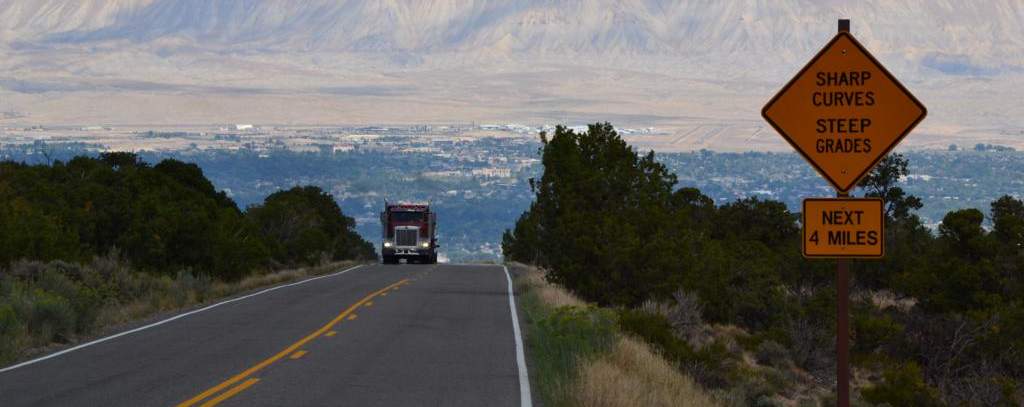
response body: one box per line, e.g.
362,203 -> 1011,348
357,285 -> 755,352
0,264 -> 531,406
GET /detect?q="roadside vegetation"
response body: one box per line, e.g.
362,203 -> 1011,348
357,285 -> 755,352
504,123 -> 1024,405
0,153 -> 375,365
510,263 -> 715,406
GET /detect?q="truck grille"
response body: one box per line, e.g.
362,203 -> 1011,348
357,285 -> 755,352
395,229 -> 418,247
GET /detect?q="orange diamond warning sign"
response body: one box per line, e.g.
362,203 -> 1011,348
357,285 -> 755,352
762,32 -> 926,192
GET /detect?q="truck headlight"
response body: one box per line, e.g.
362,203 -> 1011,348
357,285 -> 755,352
421,242 -> 429,248
383,241 -> 392,248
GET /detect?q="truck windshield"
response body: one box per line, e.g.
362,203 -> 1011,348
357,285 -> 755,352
390,212 -> 425,222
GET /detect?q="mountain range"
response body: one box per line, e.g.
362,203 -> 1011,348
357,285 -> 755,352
1,1 -> 1021,150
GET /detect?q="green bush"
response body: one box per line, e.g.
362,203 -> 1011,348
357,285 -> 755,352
617,309 -> 685,354
861,362 -> 941,407
36,267 -> 103,333
1,155 -> 374,281
504,126 -> 1024,404
0,303 -> 26,362
523,297 -> 617,407
536,305 -> 617,361
755,340 -> 790,368
29,289 -> 77,343
247,185 -> 375,267
617,308 -> 735,387
502,123 -> 682,307
853,311 -> 903,356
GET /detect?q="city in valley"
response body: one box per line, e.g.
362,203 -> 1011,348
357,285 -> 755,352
3,121 -> 1021,262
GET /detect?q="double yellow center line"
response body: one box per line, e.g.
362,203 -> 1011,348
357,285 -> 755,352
177,278 -> 409,407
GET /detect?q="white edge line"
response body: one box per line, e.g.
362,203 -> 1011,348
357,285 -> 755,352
0,264 -> 365,374
503,265 -> 533,407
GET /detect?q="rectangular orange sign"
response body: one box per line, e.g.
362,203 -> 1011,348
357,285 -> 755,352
802,198 -> 884,258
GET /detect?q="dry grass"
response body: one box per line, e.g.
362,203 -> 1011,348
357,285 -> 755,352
110,261 -> 361,328
576,336 -> 719,407
510,262 -> 718,407
516,265 -> 587,308
5,259 -> 364,365
864,289 -> 916,312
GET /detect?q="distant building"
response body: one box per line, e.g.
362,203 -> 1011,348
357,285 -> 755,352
233,124 -> 255,131
471,168 -> 512,178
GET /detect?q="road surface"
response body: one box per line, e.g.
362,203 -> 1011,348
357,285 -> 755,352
0,264 -> 531,406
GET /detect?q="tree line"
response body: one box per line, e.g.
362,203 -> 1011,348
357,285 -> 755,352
0,152 -> 376,279
503,123 -> 1023,405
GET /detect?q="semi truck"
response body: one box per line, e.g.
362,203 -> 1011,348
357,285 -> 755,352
380,202 -> 438,264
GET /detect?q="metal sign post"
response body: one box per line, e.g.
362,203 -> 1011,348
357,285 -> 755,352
761,19 -> 927,407
836,189 -> 850,407
837,23 -> 852,404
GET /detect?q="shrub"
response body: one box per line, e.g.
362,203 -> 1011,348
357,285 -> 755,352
861,362 -> 942,407
852,311 -> 903,355
36,268 -> 102,333
786,317 -> 833,374
617,308 -> 735,388
755,340 -> 791,368
537,305 -> 618,360
618,309 -> 686,356
525,300 -> 618,406
29,289 -> 77,343
176,271 -> 213,303
667,289 -> 704,342
0,303 -> 26,362
7,260 -> 46,280
247,185 -> 374,267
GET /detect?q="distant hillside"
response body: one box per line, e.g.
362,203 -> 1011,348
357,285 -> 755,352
0,1 -> 1020,148
2,0 -> 1021,72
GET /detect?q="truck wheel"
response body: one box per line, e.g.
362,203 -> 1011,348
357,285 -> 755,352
382,255 -> 396,264
429,253 -> 438,264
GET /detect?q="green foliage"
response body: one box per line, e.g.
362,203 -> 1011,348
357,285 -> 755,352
712,198 -> 798,248
507,127 -> 1024,403
617,309 -> 688,358
0,254 -> 361,365
503,124 -> 681,306
617,309 -> 735,387
0,303 -> 26,362
0,154 -> 373,279
502,205 -> 543,264
247,186 -> 375,266
939,208 -> 992,260
519,290 -> 617,407
538,306 -> 618,358
858,153 -> 923,221
992,196 -> 1024,248
0,154 -> 377,365
503,122 -> 806,319
852,311 -> 903,355
861,362 -> 941,407
684,239 -> 795,330
1,155 -> 263,278
755,340 -> 791,368
28,288 -> 76,343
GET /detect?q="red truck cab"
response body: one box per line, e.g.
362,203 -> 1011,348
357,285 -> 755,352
380,202 -> 438,264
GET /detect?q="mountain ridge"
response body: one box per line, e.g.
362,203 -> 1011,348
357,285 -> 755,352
0,1 -> 1020,151
1,0 -> 1021,73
